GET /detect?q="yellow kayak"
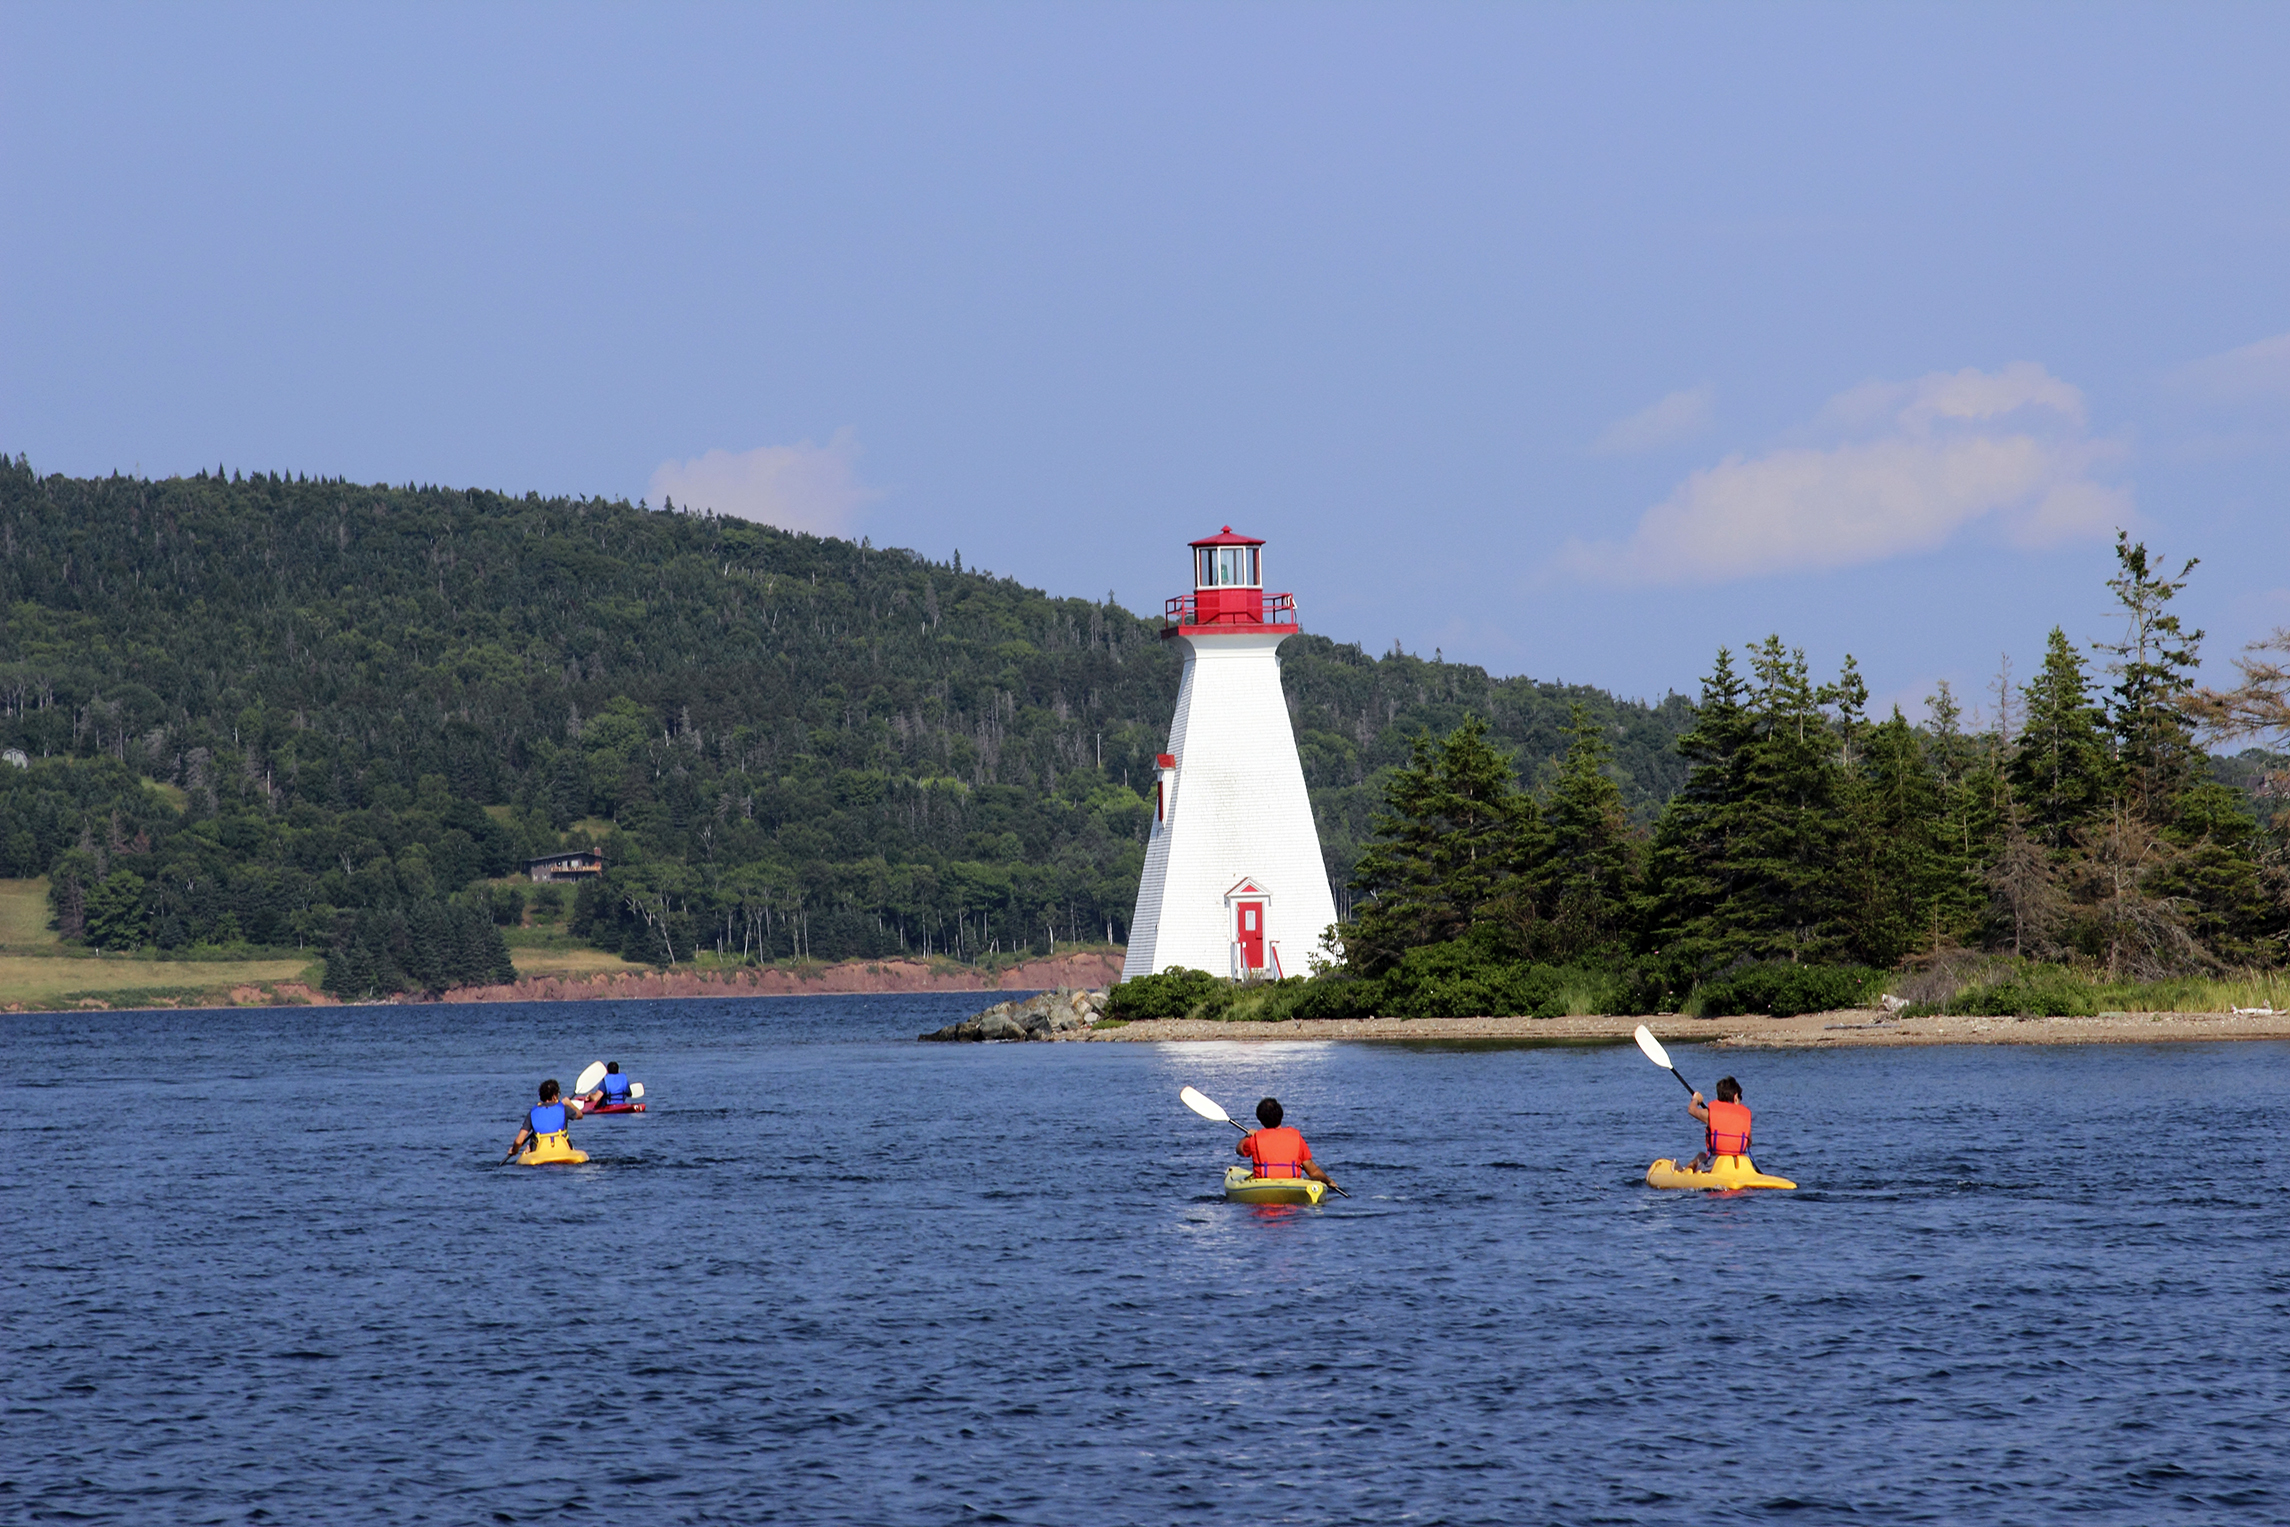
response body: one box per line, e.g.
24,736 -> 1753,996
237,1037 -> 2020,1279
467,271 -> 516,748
517,1130 -> 588,1167
1646,1154 -> 1795,1191
1224,1165 -> 1325,1205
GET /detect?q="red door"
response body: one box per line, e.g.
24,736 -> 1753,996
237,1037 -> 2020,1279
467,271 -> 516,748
1236,902 -> 1265,971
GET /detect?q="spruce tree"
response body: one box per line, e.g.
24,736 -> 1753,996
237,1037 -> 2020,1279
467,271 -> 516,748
2149,782 -> 2289,965
1642,648 -> 1760,973
2009,628 -> 2110,850
1925,680 -> 2002,940
1646,640 -> 1863,973
1524,703 -> 1642,960
1346,715 -> 1534,972
1837,710 -> 1948,965
1731,637 -> 1851,960
2098,531 -> 2203,818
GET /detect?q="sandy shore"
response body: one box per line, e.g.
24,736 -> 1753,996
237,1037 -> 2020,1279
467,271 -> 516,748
1067,1007 -> 2290,1048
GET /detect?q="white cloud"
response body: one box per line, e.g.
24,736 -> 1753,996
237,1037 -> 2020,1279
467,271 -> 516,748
1562,363 -> 2128,586
2173,331 -> 2290,402
648,428 -> 880,535
1591,385 -> 1714,455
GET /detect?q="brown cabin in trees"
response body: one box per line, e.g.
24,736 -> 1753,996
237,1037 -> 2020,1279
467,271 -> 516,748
526,850 -> 604,884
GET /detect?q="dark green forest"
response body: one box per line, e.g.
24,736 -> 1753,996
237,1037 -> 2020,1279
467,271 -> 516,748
0,456 -> 1690,992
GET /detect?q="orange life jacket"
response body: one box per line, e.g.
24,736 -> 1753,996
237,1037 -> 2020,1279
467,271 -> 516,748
1244,1125 -> 1310,1179
1706,1099 -> 1753,1156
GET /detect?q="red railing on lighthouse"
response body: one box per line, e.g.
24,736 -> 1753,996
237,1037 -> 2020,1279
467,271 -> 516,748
1163,590 -> 1298,635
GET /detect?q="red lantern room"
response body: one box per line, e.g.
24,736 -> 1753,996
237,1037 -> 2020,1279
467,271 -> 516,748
1162,527 -> 1300,637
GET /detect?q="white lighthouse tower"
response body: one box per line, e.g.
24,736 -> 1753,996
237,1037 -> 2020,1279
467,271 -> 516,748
1122,528 -> 1339,983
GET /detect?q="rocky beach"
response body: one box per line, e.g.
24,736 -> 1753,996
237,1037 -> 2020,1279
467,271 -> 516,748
916,993 -> 2290,1049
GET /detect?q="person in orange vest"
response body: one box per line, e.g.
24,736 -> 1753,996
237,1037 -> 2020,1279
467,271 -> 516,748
1687,1075 -> 1753,1171
1236,1097 -> 1340,1191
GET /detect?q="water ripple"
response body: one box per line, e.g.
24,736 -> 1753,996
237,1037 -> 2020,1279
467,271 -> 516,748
3,1000 -> 2287,1523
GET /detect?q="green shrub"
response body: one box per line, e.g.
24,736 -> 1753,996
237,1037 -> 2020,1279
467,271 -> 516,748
1280,974 -> 1381,1020
1945,981 -> 2096,1017
1690,962 -> 1881,1017
1105,967 -> 1228,1021
1370,937 -> 1667,1017
1939,962 -> 2098,1017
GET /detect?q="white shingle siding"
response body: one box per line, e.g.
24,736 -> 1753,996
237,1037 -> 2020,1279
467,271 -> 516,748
1122,630 -> 1338,982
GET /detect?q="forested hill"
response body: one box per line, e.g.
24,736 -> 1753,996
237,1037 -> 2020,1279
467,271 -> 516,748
0,456 -> 1691,973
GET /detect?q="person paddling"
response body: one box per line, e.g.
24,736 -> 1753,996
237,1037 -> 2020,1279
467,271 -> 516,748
1686,1075 -> 1752,1173
1237,1097 -> 1340,1193
505,1079 -> 578,1162
581,1062 -> 633,1110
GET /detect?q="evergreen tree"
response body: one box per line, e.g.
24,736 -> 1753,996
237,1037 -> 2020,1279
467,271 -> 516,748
1836,710 -> 1947,966
1522,703 -> 1642,960
1646,640 -> 1861,973
1924,680 -> 2002,939
1346,715 -> 1534,973
2098,532 -> 2204,818
1641,648 -> 1759,973
2148,782 -> 2288,965
1731,637 -> 1852,960
550,745 -> 588,828
2008,628 -> 2110,850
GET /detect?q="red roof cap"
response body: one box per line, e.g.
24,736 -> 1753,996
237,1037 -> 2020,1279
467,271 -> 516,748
1188,526 -> 1265,547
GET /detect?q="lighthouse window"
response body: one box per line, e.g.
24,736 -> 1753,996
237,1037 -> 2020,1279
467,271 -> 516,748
1196,546 -> 1261,588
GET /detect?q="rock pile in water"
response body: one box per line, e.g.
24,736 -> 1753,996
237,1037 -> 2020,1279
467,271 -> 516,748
919,987 -> 1106,1041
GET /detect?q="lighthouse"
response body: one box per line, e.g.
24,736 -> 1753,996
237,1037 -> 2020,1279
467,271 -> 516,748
1122,528 -> 1339,983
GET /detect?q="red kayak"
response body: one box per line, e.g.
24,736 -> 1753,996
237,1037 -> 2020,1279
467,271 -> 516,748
585,1102 -> 646,1114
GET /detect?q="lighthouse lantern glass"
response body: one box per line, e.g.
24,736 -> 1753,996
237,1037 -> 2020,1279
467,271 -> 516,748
1196,546 -> 1260,589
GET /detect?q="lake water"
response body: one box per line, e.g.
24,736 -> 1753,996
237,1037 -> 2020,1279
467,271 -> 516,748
6,994 -> 2287,1525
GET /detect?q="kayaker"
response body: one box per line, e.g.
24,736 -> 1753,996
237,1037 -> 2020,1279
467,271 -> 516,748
581,1062 -> 633,1109
505,1079 -> 577,1161
1237,1097 -> 1339,1192
1686,1076 -> 1752,1172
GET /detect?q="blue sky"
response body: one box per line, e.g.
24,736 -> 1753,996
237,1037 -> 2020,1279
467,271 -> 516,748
4,3 -> 2287,715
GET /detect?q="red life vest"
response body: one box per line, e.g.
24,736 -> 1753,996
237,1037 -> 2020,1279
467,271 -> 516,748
1706,1099 -> 1753,1156
1244,1126 -> 1310,1179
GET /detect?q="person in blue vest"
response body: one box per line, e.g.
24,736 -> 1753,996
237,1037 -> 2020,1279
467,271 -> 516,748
504,1079 -> 577,1161
579,1062 -> 633,1110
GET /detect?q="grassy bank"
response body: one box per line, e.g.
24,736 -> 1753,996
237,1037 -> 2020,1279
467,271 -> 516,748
1890,957 -> 2288,1018
502,927 -> 649,981
0,877 -> 315,1009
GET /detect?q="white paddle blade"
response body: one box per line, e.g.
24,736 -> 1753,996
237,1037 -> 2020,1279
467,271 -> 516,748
629,1082 -> 645,1100
574,1061 -> 607,1097
1179,1086 -> 1231,1124
1633,1025 -> 1672,1072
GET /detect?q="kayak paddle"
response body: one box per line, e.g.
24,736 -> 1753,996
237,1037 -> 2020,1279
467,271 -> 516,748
574,1061 -> 608,1097
629,1082 -> 645,1100
1633,1024 -> 1697,1095
1180,1085 -> 1247,1133
1179,1086 -> 1350,1197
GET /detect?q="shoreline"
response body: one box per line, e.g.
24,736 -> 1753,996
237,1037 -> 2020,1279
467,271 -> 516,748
0,952 -> 1127,1015
1066,1008 -> 2290,1048
8,965 -> 2287,1050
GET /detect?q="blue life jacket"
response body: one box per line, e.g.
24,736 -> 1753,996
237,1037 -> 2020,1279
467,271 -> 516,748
601,1072 -> 631,1103
529,1102 -> 568,1136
